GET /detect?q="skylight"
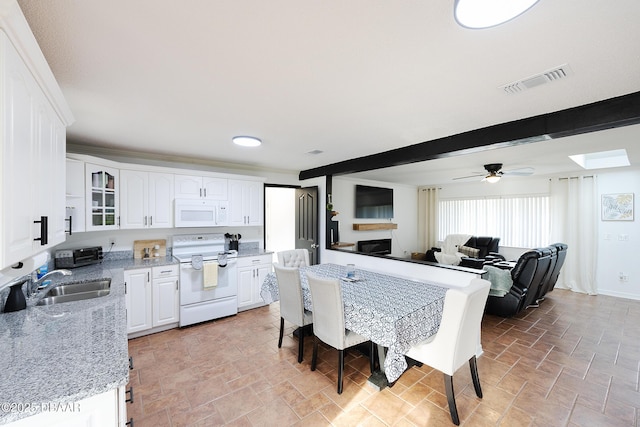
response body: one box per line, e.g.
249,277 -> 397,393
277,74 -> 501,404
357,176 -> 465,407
569,149 -> 630,170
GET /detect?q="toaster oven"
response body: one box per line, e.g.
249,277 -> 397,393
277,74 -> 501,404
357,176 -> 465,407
54,246 -> 103,269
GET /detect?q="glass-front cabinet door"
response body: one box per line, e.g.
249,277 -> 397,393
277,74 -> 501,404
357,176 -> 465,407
86,163 -> 119,230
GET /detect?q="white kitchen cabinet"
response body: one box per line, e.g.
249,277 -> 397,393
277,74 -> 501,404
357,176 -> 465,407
152,264 -> 179,327
65,158 -> 85,233
86,163 -> 120,231
5,386 -> 123,427
237,254 -> 271,311
228,179 -> 263,226
124,268 -> 152,334
120,170 -> 174,229
175,174 -> 227,200
126,265 -> 180,336
0,28 -> 72,269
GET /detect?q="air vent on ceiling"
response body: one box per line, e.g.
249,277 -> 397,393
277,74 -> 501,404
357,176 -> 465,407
502,64 -> 573,94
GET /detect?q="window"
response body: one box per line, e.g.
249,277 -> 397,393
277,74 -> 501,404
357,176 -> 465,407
438,195 -> 549,248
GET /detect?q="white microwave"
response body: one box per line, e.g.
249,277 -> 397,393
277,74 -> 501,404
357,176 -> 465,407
174,199 -> 229,227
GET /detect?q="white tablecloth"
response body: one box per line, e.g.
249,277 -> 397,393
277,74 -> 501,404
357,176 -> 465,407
261,263 -> 447,383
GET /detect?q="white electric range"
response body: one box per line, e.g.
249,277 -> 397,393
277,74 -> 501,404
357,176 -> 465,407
173,233 -> 238,326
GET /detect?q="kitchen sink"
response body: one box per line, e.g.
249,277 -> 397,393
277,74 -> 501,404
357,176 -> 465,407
36,279 -> 111,306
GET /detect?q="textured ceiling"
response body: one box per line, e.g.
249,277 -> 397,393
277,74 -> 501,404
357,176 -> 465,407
16,0 -> 640,182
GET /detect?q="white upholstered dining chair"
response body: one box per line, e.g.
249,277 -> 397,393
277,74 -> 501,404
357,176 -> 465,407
273,264 -> 313,363
277,249 -> 310,267
404,278 -> 491,425
307,274 -> 375,394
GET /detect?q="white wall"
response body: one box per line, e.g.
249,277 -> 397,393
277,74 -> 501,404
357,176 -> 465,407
596,169 -> 640,299
331,176 -> 418,258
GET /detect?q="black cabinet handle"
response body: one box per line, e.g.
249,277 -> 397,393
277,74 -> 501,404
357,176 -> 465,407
126,386 -> 134,403
33,216 -> 48,245
129,356 -> 134,370
64,216 -> 73,235
126,418 -> 134,427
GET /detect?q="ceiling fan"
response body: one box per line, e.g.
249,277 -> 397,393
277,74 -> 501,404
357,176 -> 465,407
453,163 -> 534,183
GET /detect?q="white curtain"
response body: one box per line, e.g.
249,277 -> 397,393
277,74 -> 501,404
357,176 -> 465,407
418,187 -> 439,252
550,175 -> 598,295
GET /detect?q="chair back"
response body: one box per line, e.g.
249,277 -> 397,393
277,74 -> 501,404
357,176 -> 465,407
273,265 -> 306,326
521,248 -> 552,308
409,279 -> 490,375
307,274 -> 347,350
536,245 -> 558,299
277,249 -> 310,267
546,243 -> 568,292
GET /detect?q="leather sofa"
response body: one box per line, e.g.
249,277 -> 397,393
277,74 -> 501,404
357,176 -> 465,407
424,236 -> 503,267
484,243 -> 568,317
458,236 -> 505,268
536,243 -> 568,300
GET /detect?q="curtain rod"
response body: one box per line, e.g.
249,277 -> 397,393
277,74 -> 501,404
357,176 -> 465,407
556,175 -> 595,180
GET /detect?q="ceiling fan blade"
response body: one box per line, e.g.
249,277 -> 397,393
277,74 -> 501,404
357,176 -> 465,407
452,173 -> 484,181
502,167 -> 534,176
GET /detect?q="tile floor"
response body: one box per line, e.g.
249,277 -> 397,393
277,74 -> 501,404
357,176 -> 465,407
127,289 -> 640,426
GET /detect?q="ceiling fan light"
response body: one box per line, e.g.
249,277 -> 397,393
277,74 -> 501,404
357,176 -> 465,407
454,0 -> 540,29
232,136 -> 262,147
485,172 -> 501,183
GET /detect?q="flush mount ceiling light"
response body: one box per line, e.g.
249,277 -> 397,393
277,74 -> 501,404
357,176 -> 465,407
484,171 -> 502,183
454,0 -> 540,29
232,136 -> 262,147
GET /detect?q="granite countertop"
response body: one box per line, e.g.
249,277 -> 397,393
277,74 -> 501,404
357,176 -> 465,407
0,256 -> 177,425
236,248 -> 273,258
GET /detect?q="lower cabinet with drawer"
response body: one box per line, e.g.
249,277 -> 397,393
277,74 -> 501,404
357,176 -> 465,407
125,264 -> 179,338
4,386 -> 127,427
237,254 -> 272,311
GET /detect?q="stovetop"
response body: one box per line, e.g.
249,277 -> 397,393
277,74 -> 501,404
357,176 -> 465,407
173,250 -> 237,263
172,233 -> 237,262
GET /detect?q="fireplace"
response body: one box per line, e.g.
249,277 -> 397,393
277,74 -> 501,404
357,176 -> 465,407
357,239 -> 392,255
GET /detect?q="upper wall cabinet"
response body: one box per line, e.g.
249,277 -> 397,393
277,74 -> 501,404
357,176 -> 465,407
86,163 -> 119,231
66,158 -> 86,234
175,175 -> 227,200
228,179 -> 263,226
120,170 -> 174,229
0,1 -> 74,269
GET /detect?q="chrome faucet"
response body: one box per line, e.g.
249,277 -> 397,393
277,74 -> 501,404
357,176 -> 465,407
27,269 -> 72,297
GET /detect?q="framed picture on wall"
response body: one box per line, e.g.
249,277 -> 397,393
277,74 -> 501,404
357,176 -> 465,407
601,193 -> 634,221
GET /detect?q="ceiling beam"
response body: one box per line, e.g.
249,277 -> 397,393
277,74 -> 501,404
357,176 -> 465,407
298,91 -> 640,180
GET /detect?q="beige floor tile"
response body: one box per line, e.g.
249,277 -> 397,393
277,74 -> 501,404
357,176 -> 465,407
124,290 -> 640,426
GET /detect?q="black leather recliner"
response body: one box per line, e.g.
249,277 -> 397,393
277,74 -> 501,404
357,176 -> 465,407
484,248 -> 546,317
484,244 -> 568,317
533,246 -> 557,303
458,236 -> 504,269
522,247 -> 552,309
538,243 -> 568,298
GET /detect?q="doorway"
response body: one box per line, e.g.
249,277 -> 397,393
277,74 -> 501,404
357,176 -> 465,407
265,185 -> 319,265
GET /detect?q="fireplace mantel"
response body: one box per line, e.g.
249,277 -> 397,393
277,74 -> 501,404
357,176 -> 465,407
352,223 -> 397,231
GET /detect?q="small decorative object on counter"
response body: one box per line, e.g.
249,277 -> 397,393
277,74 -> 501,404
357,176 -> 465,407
4,280 -> 27,312
346,264 -> 356,279
225,233 -> 241,251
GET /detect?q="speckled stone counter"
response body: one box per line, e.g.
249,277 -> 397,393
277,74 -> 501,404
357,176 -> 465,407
0,256 -> 177,425
236,248 -> 274,258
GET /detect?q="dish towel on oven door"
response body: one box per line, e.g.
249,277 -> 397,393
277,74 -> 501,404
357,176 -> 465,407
203,261 -> 218,288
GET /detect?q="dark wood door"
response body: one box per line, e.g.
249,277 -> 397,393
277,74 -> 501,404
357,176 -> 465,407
295,186 -> 319,265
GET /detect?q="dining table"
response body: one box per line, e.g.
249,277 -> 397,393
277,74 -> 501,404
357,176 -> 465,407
260,263 -> 448,384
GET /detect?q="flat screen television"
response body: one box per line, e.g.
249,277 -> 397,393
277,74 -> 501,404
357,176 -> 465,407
355,185 -> 393,218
